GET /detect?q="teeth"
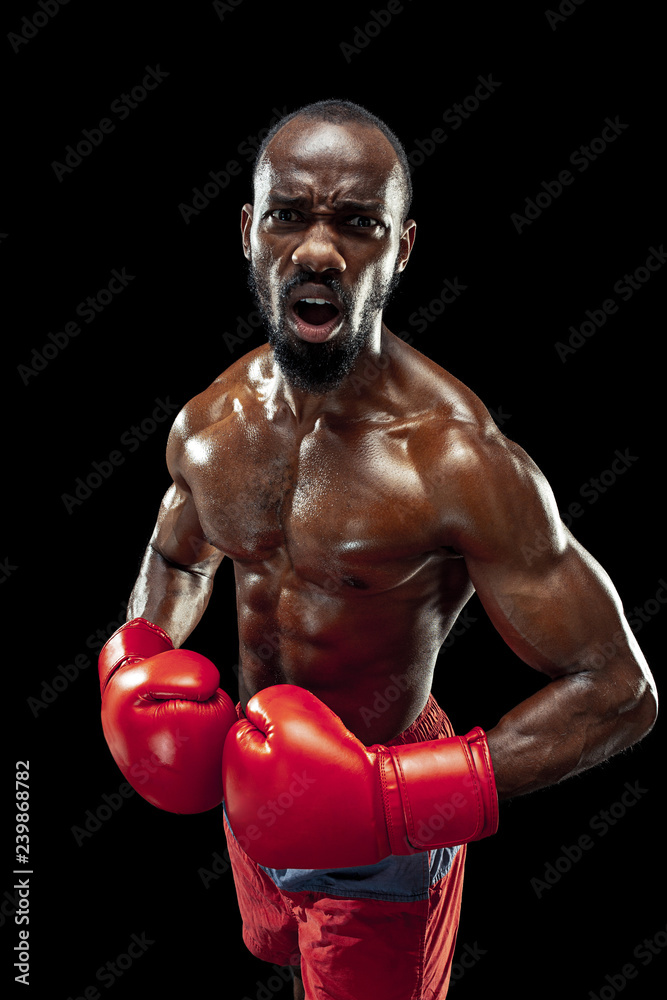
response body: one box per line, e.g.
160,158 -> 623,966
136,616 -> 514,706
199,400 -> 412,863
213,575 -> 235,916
300,297 -> 330,305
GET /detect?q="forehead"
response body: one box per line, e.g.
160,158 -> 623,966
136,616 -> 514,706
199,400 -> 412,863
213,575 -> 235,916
255,117 -> 404,210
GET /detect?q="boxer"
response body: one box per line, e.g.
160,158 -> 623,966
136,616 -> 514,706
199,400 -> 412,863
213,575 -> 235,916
99,100 -> 657,999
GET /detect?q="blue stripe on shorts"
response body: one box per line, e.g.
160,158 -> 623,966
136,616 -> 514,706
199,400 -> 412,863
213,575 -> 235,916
224,804 -> 460,902
258,846 -> 459,901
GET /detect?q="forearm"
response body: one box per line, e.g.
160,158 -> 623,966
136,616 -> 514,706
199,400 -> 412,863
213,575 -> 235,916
485,663 -> 657,800
127,543 -> 218,647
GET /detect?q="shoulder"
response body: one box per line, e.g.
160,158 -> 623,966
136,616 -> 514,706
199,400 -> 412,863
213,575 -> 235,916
165,345 -> 271,486
436,419 -> 566,561
384,329 -> 498,430
386,335 -> 565,558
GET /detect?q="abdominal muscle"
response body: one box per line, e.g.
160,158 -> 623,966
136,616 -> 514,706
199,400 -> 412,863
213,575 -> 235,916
233,557 -> 474,745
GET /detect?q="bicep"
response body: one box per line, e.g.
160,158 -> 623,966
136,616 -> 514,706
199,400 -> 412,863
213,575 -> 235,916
466,530 -> 642,680
149,481 -> 223,573
449,434 -> 644,680
146,404 -> 224,574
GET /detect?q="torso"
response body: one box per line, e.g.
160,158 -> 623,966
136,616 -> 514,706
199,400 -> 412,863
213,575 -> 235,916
177,331 -> 496,743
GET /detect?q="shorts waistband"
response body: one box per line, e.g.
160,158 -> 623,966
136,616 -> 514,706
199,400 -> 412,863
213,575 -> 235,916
385,692 -> 453,745
236,691 -> 452,743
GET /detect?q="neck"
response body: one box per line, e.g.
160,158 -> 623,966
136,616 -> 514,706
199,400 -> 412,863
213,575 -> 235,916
274,322 -> 388,426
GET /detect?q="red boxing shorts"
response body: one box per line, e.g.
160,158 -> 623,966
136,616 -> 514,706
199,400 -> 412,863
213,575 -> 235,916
224,694 -> 467,999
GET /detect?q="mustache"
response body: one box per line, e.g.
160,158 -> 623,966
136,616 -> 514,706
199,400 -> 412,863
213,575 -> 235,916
277,272 -> 351,311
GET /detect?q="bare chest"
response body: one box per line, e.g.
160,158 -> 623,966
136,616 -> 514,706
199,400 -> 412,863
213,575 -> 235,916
186,414 -> 446,590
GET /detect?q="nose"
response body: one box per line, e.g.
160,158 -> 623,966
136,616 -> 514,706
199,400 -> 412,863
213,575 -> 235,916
291,221 -> 346,274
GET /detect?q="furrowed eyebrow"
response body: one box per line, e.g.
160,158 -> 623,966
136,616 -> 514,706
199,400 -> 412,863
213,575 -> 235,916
267,192 -> 308,206
338,200 -> 388,215
267,191 -> 388,215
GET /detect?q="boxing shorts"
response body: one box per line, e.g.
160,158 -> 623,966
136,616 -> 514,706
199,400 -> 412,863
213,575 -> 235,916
224,693 -> 467,999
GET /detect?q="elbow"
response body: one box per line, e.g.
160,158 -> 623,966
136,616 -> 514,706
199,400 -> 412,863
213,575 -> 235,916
634,682 -> 658,738
596,657 -> 658,753
620,667 -> 658,746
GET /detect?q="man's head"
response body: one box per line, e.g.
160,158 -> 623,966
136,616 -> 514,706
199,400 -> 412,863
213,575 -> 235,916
253,100 -> 414,227
242,100 -> 416,395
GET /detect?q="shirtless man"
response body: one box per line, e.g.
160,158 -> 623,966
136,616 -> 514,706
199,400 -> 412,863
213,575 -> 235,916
98,100 -> 657,999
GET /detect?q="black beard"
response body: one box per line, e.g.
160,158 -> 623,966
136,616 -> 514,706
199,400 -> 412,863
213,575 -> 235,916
246,262 -> 401,395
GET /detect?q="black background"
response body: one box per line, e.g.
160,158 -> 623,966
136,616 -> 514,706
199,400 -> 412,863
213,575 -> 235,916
3,1 -> 665,997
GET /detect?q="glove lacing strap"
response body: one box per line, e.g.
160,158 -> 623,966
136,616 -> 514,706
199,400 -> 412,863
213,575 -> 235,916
377,748 -> 415,856
98,617 -> 173,695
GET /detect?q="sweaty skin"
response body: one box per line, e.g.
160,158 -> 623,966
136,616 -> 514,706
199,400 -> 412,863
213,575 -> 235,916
128,117 -> 657,801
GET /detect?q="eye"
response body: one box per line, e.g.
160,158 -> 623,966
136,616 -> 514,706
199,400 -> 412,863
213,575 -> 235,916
269,209 -> 300,222
346,215 -> 380,228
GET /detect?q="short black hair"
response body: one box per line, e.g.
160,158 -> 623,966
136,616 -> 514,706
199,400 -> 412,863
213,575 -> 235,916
252,99 -> 413,224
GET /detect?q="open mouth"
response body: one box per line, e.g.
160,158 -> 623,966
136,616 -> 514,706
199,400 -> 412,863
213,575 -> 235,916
290,296 -> 343,343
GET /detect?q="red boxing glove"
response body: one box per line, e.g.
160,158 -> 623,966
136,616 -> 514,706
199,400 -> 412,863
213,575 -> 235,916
99,618 -> 237,813
223,684 -> 498,868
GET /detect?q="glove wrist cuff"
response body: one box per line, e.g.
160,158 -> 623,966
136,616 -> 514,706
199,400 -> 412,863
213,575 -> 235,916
98,617 -> 173,694
383,728 -> 499,854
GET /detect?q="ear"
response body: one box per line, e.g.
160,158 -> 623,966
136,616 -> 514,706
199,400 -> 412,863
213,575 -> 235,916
396,219 -> 416,273
241,204 -> 254,260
